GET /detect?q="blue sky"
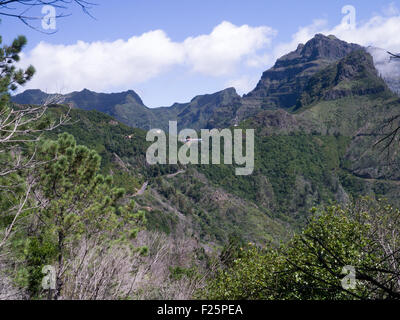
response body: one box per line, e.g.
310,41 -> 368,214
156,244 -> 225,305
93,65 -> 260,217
1,0 -> 400,107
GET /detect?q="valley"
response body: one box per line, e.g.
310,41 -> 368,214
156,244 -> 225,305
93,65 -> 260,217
4,32 -> 400,300
13,34 -> 400,243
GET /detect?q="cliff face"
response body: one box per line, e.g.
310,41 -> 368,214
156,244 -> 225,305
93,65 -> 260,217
173,87 -> 242,130
242,34 -> 363,110
295,50 -> 390,111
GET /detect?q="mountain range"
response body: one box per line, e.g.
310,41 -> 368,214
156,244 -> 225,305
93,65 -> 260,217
12,33 -> 400,244
14,34 -> 387,131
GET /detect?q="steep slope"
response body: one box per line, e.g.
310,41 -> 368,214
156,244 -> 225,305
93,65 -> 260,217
198,49 -> 400,225
44,105 -> 149,194
295,50 -> 390,112
42,105 -> 289,244
237,34 -> 363,119
293,51 -> 400,204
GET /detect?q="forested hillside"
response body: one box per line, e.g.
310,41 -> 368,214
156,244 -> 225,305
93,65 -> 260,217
3,31 -> 400,300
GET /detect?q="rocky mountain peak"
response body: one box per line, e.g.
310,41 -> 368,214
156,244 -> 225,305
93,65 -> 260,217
243,33 -> 364,109
299,34 -> 361,61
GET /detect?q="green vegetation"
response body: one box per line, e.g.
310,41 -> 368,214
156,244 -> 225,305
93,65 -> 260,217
45,107 -> 149,192
150,168 -> 288,244
9,133 -> 147,299
198,133 -> 350,225
201,198 -> 400,300
295,50 -> 390,111
1,34 -> 149,299
3,32 -> 400,300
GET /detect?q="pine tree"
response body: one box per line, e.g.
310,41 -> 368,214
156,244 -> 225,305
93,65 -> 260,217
0,33 -> 68,249
32,133 -> 146,299
0,34 -> 36,248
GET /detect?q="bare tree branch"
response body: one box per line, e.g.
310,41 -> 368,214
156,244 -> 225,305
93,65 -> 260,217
0,0 -> 97,32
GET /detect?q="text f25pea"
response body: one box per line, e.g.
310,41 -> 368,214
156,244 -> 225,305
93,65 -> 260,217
201,304 -> 243,316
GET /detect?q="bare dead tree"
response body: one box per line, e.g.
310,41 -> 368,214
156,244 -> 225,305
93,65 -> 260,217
372,52 -> 400,153
0,258 -> 27,299
57,231 -> 213,300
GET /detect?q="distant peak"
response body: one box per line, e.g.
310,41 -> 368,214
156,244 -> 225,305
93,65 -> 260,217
77,88 -> 140,95
222,87 -> 238,95
327,34 -> 339,40
312,33 -> 338,40
296,43 -> 305,52
314,33 -> 341,41
125,90 -> 144,105
22,89 -> 47,94
298,33 -> 363,61
73,88 -> 143,104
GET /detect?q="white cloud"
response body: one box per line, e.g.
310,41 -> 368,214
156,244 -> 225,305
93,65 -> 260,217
18,21 -> 276,93
226,76 -> 259,95
183,21 -> 276,76
19,7 -> 400,99
272,7 -> 400,62
230,7 -> 400,95
19,30 -> 185,93
366,46 -> 400,94
245,52 -> 274,68
272,19 -> 328,61
329,15 -> 400,52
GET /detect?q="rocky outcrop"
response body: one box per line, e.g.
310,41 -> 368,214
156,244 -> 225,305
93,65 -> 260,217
242,34 -> 363,111
295,50 -> 390,110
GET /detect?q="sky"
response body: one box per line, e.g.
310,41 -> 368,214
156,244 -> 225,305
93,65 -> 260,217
1,0 -> 400,107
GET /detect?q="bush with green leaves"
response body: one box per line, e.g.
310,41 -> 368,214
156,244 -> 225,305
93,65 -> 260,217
201,198 -> 400,300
